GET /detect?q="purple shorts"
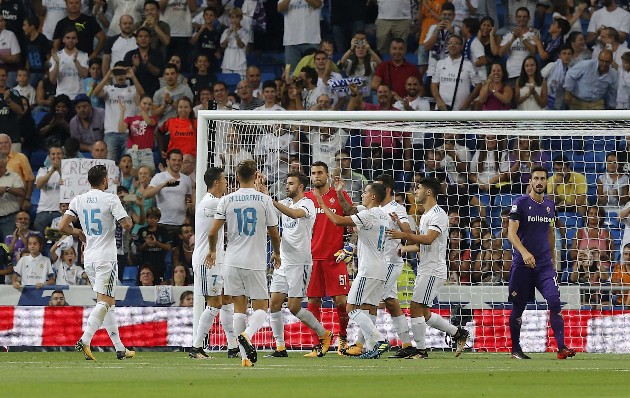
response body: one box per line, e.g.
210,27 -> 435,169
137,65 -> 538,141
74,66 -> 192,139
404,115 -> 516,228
508,264 -> 559,304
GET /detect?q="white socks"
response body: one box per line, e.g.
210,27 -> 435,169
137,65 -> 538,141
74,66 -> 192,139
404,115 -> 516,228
349,309 -> 383,345
244,309 -> 267,339
391,315 -> 411,345
102,305 -> 125,352
193,306 -> 220,348
269,311 -> 285,348
220,304 -> 237,349
295,308 -> 326,337
81,301 -> 109,345
426,313 -> 458,336
233,312 -> 248,359
411,316 -> 427,350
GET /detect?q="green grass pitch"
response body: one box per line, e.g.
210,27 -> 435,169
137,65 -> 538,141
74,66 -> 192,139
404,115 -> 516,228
1,351 -> 628,398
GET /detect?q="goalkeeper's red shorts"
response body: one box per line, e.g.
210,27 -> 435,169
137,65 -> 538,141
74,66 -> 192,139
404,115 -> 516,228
306,259 -> 350,298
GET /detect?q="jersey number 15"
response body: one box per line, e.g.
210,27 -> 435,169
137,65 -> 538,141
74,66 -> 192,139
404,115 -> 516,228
83,209 -> 103,236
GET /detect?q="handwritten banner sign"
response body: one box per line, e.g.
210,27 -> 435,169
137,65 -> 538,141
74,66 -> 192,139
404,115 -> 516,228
60,159 -> 118,202
328,76 -> 370,96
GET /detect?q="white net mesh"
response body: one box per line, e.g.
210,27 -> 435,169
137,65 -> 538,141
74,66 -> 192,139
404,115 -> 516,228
195,110 -> 630,353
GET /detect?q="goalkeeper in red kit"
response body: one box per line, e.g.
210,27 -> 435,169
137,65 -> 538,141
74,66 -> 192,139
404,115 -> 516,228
304,161 -> 353,356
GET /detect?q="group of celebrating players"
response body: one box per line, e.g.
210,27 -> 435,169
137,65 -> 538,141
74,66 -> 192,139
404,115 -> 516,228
60,160 -> 576,365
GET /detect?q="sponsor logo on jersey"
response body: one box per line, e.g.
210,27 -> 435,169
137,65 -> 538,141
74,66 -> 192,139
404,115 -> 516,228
527,215 -> 553,223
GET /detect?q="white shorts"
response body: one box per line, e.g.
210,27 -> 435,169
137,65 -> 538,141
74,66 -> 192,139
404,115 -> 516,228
269,263 -> 312,298
412,275 -> 445,306
194,264 -> 224,297
125,147 -> 155,170
382,263 -> 403,300
347,276 -> 385,307
84,261 -> 118,297
223,265 -> 269,300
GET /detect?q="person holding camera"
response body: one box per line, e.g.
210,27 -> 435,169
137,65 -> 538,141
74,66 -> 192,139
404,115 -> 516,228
423,3 -> 459,86
144,149 -> 193,244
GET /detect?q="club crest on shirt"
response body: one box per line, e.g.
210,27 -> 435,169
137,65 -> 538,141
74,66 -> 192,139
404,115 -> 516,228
546,207 -> 550,214
510,204 -> 517,213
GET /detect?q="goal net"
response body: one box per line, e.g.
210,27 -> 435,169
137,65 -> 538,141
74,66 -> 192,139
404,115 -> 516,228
195,110 -> 630,354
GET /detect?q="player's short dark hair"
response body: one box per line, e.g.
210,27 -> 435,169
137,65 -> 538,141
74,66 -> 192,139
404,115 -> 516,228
530,165 -> 548,178
204,167 -> 224,189
375,174 -> 395,193
164,62 -> 179,73
420,177 -> 441,198
287,171 -> 309,190
236,159 -> 257,182
368,183 -> 387,203
87,164 -> 108,187
311,161 -> 329,174
167,148 -> 183,160
262,80 -> 276,90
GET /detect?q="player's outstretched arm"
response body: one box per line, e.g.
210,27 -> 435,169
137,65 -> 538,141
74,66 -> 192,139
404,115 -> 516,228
507,219 -> 535,268
333,176 -> 357,215
386,228 -> 439,245
268,226 -> 282,269
313,192 -> 356,227
273,200 -> 307,219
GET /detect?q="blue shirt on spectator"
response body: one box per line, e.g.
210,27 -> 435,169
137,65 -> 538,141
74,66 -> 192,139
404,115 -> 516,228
563,58 -> 617,108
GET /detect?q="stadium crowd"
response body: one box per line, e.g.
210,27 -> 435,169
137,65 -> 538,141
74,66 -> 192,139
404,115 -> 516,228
0,0 -> 630,308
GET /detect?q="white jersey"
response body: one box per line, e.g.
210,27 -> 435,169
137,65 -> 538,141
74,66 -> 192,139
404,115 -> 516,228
193,192 -> 225,269
14,254 -> 54,285
416,204 -> 448,279
215,187 -> 278,270
381,200 -> 409,265
67,189 -> 129,263
103,85 -> 137,133
351,207 -> 390,281
278,196 -> 316,267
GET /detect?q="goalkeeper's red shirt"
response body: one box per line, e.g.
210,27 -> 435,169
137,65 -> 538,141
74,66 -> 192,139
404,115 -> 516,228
305,188 -> 352,260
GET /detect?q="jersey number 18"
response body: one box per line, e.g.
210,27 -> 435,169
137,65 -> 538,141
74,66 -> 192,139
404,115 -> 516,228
234,207 -> 257,236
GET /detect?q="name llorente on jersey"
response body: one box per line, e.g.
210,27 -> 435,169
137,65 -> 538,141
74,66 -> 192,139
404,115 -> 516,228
527,215 -> 553,223
227,194 -> 265,202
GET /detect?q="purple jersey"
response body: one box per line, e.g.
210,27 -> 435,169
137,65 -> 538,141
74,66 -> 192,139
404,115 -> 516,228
509,195 -> 555,268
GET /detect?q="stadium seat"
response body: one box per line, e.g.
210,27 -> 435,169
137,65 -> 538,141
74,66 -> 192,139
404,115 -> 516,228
558,212 -> 582,230
29,150 -> 48,171
260,72 -> 277,83
122,266 -> 138,282
215,72 -> 242,92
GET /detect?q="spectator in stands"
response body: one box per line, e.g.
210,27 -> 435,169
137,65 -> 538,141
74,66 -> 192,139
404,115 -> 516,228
83,58 -> 104,109
119,95 -> 157,173
472,229 -> 499,284
188,54 -> 215,103
35,70 -> 57,114
292,40 -> 340,77
3,212 -> 37,275
431,34 -> 481,111
50,27 -> 89,100
312,50 -> 342,108
597,152 -> 629,211
191,7 -> 222,70
278,0 -> 322,70
374,0 -> 412,56
542,44 -> 573,110
436,133 -> 472,186
14,69 -> 36,106
515,56 -> 548,110
0,67 -> 25,151
461,18 -> 488,83
50,238 -> 86,286
171,225 -> 193,274
617,52 -> 630,109
552,0 -> 588,36
144,149 -> 193,243
136,207 -> 171,283
477,17 -> 500,75
255,80 -> 284,110
447,228 -> 471,284
338,32 -> 382,99
394,75 -> 429,111
236,80 -> 264,110
162,0 -> 197,73
215,127 -> 253,177
94,64 -> 144,162
417,0 -> 446,78
586,0 -> 630,45
0,152 -> 25,239
102,15 -> 138,75
611,244 -> 630,306
568,31 -> 591,64
423,3 -> 458,85
39,0 -> 68,43
532,17 -> 570,67
254,119 -> 298,184
468,216 -> 489,268
509,136 -> 550,194
130,165 -> 157,235
91,140 -> 108,159
52,0 -> 106,59
548,155 -> 587,215
137,0 -> 171,59
0,134 -> 34,210
38,94 -> 72,147
564,49 -> 617,110
106,0 -> 144,37
331,149 -> 367,203
330,0 -> 366,53
220,7 -> 248,78
297,66 -> 327,110
160,56 -> 188,89
373,38 -> 421,98
68,93 -> 105,152
469,134 -> 512,206
124,28 -> 163,99
0,15 -> 21,87
162,263 -> 192,286
138,264 -> 156,286
592,27 -> 628,71
246,65 -> 262,98
48,289 -> 67,306
498,7 -> 537,84
479,62 -> 513,110
153,63 -> 194,127
157,97 -> 197,158
179,290 -> 193,306
12,234 -> 55,289
118,155 -> 134,189
280,81 -> 304,110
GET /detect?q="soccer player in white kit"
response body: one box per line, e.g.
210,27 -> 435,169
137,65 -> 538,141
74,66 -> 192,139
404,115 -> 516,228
257,172 -> 334,358
189,167 -> 240,359
205,160 -> 281,367
313,183 -> 391,359
58,165 -> 135,361
387,177 -> 469,359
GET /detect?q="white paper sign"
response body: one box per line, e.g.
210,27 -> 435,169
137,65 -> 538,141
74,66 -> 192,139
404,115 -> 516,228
60,158 -> 118,202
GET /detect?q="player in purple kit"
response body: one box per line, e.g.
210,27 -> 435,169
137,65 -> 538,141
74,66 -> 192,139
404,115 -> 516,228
507,165 -> 576,360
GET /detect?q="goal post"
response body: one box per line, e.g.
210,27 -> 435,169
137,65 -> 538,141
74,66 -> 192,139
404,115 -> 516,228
194,109 -> 630,353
